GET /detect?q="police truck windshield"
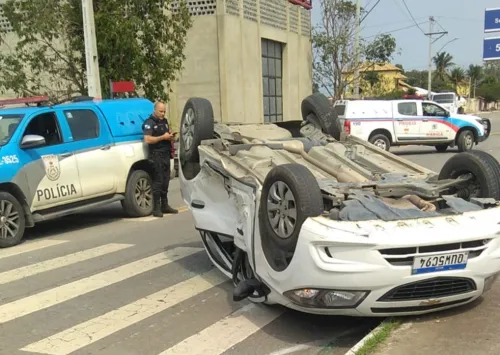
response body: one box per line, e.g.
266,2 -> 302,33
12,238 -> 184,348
0,114 -> 23,146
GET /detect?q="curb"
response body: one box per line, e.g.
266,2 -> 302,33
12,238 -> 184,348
343,320 -> 389,355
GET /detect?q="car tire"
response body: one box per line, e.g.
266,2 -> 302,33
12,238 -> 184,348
259,164 -> 323,253
457,130 -> 474,152
0,191 -> 26,248
179,97 -> 215,180
300,93 -> 342,140
369,133 -> 391,151
435,144 -> 448,153
438,150 -> 500,200
121,170 -> 154,217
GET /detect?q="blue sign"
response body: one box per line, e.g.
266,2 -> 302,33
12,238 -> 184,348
485,8 -> 500,32
483,37 -> 500,61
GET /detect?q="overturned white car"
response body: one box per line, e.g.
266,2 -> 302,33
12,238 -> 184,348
178,93 -> 500,317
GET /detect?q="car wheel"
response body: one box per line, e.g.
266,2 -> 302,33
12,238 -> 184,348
300,93 -> 342,140
369,133 -> 391,151
179,97 -> 215,180
121,170 -> 154,217
259,164 -> 323,255
435,144 -> 448,153
0,192 -> 26,248
438,150 -> 500,200
457,130 -> 474,152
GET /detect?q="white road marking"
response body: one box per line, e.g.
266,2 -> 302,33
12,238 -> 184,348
0,239 -> 68,260
157,303 -> 285,355
0,246 -> 201,324
0,243 -> 134,285
21,269 -> 226,355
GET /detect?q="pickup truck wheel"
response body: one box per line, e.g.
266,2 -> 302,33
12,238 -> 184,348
457,130 -> 474,152
259,164 -> 323,256
0,192 -> 26,248
369,134 -> 390,151
179,98 -> 214,180
301,93 -> 341,140
438,150 -> 500,200
121,170 -> 154,217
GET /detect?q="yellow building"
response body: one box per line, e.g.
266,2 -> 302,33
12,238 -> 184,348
342,62 -> 411,98
0,0 -> 313,129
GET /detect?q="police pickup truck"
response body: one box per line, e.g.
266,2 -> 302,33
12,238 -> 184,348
0,96 -> 169,248
334,99 -> 491,152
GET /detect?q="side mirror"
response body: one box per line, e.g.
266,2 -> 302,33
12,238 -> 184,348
21,134 -> 46,149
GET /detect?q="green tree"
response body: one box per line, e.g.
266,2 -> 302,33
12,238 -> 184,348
363,71 -> 380,89
0,0 -> 192,101
432,51 -> 454,81
449,67 -> 465,92
311,0 -> 397,99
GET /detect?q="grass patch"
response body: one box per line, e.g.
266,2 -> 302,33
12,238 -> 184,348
354,318 -> 401,355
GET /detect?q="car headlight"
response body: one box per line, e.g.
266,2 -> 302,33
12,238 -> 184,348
484,273 -> 499,293
283,288 -> 369,308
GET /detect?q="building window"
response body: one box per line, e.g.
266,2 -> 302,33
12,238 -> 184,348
262,38 -> 283,123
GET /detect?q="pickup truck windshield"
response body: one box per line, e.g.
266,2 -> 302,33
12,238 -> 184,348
432,94 -> 455,103
0,114 -> 24,146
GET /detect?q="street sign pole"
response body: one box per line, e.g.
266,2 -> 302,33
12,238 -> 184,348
82,0 -> 102,98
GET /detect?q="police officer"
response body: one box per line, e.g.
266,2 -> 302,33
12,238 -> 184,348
142,101 -> 178,217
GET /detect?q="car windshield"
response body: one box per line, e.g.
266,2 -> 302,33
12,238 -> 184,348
432,94 -> 455,103
0,114 -> 24,146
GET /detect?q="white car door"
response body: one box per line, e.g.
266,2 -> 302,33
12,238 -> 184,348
392,101 -> 423,141
420,102 -> 454,140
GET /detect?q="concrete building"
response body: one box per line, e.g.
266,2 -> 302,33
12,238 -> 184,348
0,0 -> 313,127
168,0 -> 313,129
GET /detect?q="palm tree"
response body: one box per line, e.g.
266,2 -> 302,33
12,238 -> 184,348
432,51 -> 455,81
467,64 -> 483,98
450,67 -> 465,93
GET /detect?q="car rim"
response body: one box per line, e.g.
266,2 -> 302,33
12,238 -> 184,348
267,181 -> 297,239
374,139 -> 386,150
182,108 -> 195,151
465,133 -> 473,149
0,200 -> 20,239
134,178 -> 152,210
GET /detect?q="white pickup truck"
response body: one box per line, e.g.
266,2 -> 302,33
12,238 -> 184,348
334,99 -> 491,152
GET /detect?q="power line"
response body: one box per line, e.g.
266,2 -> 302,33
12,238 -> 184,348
401,0 -> 426,34
360,0 -> 381,23
364,21 -> 429,39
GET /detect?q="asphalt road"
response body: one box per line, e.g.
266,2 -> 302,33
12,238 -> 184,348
0,111 -> 499,355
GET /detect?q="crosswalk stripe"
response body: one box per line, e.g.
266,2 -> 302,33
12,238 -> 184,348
0,239 -> 68,260
0,246 -> 201,324
0,243 -> 134,285
20,268 -> 226,355
157,303 -> 285,355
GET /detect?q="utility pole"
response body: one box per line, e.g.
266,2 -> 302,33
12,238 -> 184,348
425,16 -> 447,97
82,0 -> 102,98
353,0 -> 361,99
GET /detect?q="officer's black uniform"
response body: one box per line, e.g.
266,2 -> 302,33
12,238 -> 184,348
142,114 -> 178,217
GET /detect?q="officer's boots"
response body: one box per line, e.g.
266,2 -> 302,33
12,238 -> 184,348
161,194 -> 178,214
153,194 -> 163,218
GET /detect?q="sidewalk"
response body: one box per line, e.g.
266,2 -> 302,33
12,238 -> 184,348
372,279 -> 500,355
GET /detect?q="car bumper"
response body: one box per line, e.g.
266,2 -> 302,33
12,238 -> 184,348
259,208 -> 500,317
478,118 -> 491,142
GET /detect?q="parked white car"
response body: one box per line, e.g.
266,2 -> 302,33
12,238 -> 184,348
178,93 -> 500,317
333,99 -> 491,152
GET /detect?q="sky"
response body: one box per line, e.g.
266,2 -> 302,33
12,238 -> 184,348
310,0 -> 500,71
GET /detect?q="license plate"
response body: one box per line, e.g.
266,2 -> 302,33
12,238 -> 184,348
412,251 -> 469,275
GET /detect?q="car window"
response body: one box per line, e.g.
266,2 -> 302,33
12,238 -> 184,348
63,109 -> 100,141
22,112 -> 63,147
422,102 -> 447,117
397,102 -> 417,116
334,105 -> 345,117
0,114 -> 24,146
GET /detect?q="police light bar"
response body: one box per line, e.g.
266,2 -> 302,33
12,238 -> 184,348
289,0 -> 312,9
0,96 -> 49,107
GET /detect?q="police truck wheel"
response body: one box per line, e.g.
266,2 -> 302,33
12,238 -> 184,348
369,133 -> 390,151
121,170 -> 154,217
180,98 -> 215,180
0,192 -> 26,248
457,130 -> 474,152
